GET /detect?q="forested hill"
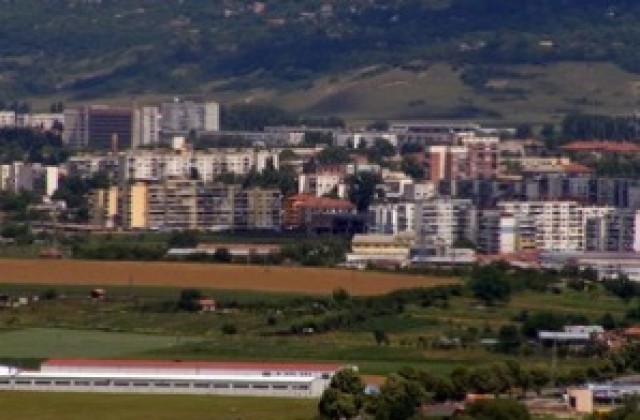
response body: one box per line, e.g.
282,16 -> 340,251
4,0 -> 640,102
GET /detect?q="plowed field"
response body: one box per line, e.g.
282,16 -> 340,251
0,259 -> 458,295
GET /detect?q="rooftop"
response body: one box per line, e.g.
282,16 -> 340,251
43,359 -> 344,372
561,140 -> 640,153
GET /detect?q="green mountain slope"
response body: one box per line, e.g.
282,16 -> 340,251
4,0 -> 640,119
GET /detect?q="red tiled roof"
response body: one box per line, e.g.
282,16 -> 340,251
43,359 -> 344,372
562,141 -> 640,153
561,162 -> 594,174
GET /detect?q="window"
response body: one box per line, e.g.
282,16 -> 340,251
0,380 -> 10,385
54,381 -> 71,386
74,381 -> 90,386
252,384 -> 269,390
133,382 -> 149,387
114,381 -> 130,387
174,383 -> 190,388
273,385 -> 288,390
194,383 -> 209,389
94,380 -> 110,387
155,382 -> 171,388
15,380 -> 31,385
34,381 -> 51,385
213,383 -> 230,389
233,383 -> 249,389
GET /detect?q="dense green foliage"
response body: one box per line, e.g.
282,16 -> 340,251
7,1 -> 640,99
0,128 -> 67,164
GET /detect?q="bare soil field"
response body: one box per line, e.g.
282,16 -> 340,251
0,260 -> 458,295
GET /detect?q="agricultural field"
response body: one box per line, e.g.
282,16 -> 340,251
0,277 -> 631,377
0,392 -> 316,420
0,328 -> 190,359
0,259 -> 457,295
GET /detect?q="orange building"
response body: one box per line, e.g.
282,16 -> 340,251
283,194 -> 356,230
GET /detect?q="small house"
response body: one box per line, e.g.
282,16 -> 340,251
197,298 -> 217,312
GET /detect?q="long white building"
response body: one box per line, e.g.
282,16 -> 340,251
0,359 -> 348,398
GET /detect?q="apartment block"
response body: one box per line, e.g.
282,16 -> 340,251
429,134 -> 499,182
121,182 -> 148,229
63,106 -> 134,150
160,100 -> 220,133
283,194 -> 356,230
111,180 -> 281,231
118,149 -> 279,182
413,198 -> 476,250
498,201 -> 585,251
369,202 -> 416,235
132,106 -> 161,147
90,186 -> 119,228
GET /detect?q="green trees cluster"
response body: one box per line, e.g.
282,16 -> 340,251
319,363 -> 536,419
318,369 -> 366,420
0,128 -> 67,165
562,114 -> 640,142
72,243 -> 167,261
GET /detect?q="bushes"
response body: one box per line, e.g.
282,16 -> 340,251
73,243 -> 166,261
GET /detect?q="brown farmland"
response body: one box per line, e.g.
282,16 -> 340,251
0,260 -> 458,295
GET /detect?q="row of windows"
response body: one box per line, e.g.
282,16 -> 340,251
0,379 -> 310,391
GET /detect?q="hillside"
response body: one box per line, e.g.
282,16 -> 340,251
5,0 -> 640,120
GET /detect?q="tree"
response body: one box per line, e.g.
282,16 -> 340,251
213,247 -> 232,263
465,399 -> 531,420
401,156 -> 425,180
496,325 -> 523,354
318,369 -> 365,420
168,230 -> 199,248
528,367 -> 550,396
366,138 -> 396,164
505,361 -> 532,397
607,395 -> 640,420
347,172 -> 383,212
375,374 -> 426,420
373,329 -> 389,346
317,146 -> 351,165
469,265 -> 512,305
515,124 -> 532,139
332,288 -> 350,305
177,288 -> 202,312
221,323 -> 238,335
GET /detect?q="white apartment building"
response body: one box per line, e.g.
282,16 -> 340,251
0,112 -> 63,130
498,201 -> 584,251
0,165 -> 11,190
160,100 -> 220,133
43,166 -> 60,197
118,149 -> 279,182
334,132 -> 398,149
477,209 -> 519,254
0,111 -> 16,127
21,113 -> 64,130
132,106 -> 161,147
298,173 -> 344,197
369,202 -> 416,235
414,198 -> 476,250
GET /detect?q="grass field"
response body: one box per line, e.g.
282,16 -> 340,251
0,259 -> 458,295
0,392 -> 317,420
0,328 -> 189,359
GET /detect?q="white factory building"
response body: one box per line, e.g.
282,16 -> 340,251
0,359 -> 349,398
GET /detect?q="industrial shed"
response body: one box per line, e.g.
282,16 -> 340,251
0,360 -> 349,398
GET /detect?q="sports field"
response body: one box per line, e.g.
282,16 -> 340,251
0,392 -> 316,420
0,259 -> 457,295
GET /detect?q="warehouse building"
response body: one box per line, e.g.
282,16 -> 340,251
0,360 -> 348,398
